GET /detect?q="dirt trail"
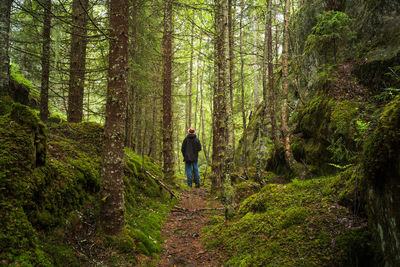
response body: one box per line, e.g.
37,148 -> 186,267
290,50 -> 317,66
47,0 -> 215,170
159,188 -> 224,266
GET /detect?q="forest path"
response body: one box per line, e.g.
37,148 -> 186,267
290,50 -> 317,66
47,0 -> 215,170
159,188 -> 224,266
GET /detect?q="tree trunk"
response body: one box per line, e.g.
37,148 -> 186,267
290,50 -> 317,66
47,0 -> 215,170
212,0 -> 227,193
67,0 -> 89,122
239,0 -> 247,177
252,12 -> 259,109
200,58 -> 209,165
194,37 -> 202,132
188,22 -> 194,128
0,0 -> 12,95
39,0 -> 51,122
125,0 -> 138,148
282,0 -> 295,169
162,0 -> 175,180
267,0 -> 278,147
227,0 -> 235,159
100,0 -> 129,235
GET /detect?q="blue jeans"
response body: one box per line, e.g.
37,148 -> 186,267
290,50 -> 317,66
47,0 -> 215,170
185,161 -> 199,186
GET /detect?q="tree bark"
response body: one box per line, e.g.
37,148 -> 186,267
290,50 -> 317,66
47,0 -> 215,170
0,0 -> 12,95
200,59 -> 209,165
125,0 -> 138,148
212,0 -> 227,193
67,0 -> 89,122
227,0 -> 235,159
40,0 -> 52,122
188,22 -> 194,128
162,0 -> 175,180
267,0 -> 278,147
100,0 -> 129,235
282,0 -> 295,169
239,0 -> 247,177
252,12 -> 259,109
194,37 -> 202,132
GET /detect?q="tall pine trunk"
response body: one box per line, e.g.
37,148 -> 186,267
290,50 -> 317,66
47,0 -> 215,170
239,0 -> 247,177
0,0 -> 12,95
188,22 -> 194,128
282,0 -> 295,169
100,0 -> 129,235
162,0 -> 175,180
40,0 -> 52,122
212,0 -> 227,193
67,0 -> 89,122
125,0 -> 138,148
227,0 -> 235,159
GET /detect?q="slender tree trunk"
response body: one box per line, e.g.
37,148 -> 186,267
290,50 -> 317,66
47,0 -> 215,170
200,60 -> 209,165
275,5 -> 279,62
194,37 -> 202,132
125,0 -> 138,148
194,78 -> 199,131
40,0 -> 51,122
282,0 -> 295,169
188,23 -> 194,128
262,13 -> 268,106
135,103 -> 142,153
239,0 -> 247,177
100,0 -> 129,235
68,0 -> 89,122
87,85 -> 90,120
227,0 -> 235,158
252,13 -> 259,109
150,84 -> 158,159
185,80 -> 188,130
162,0 -> 175,180
0,0 -> 12,95
267,0 -> 278,147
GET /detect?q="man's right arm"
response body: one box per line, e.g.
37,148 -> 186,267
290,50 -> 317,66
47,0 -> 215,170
181,139 -> 186,156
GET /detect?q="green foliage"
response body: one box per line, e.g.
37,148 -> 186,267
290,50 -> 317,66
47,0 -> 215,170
305,11 -> 356,62
204,173 -> 377,266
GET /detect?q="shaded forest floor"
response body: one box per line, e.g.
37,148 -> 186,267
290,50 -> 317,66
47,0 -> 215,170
158,188 -> 224,266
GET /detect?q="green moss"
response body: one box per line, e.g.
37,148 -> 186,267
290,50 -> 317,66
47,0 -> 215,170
363,95 -> 400,186
293,95 -> 362,174
204,173 -> 378,266
0,98 -> 174,265
124,149 -> 176,260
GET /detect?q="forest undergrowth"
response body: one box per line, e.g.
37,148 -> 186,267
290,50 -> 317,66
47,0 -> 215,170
0,100 -> 178,266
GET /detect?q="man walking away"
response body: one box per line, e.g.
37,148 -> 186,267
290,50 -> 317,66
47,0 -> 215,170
181,127 -> 202,188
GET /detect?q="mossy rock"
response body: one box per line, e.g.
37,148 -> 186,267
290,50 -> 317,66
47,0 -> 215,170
362,95 -> 400,266
293,95 -> 362,174
204,174 -> 380,266
363,95 -> 400,186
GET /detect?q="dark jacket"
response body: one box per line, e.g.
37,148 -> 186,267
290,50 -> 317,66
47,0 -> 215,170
181,134 -> 201,163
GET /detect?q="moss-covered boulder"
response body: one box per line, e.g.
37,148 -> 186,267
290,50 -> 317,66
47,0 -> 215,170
363,95 -> 400,266
292,95 -> 361,175
204,173 -> 380,266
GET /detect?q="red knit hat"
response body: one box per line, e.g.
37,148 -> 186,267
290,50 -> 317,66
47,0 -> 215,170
187,127 -> 195,134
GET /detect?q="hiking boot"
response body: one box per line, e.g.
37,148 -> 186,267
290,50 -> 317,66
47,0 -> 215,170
195,183 -> 200,188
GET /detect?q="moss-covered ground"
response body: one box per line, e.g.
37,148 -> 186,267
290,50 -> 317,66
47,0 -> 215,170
0,102 -> 176,266
203,167 -> 379,266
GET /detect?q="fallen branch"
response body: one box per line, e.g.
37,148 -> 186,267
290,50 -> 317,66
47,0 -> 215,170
144,169 -> 178,199
171,206 -> 224,214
